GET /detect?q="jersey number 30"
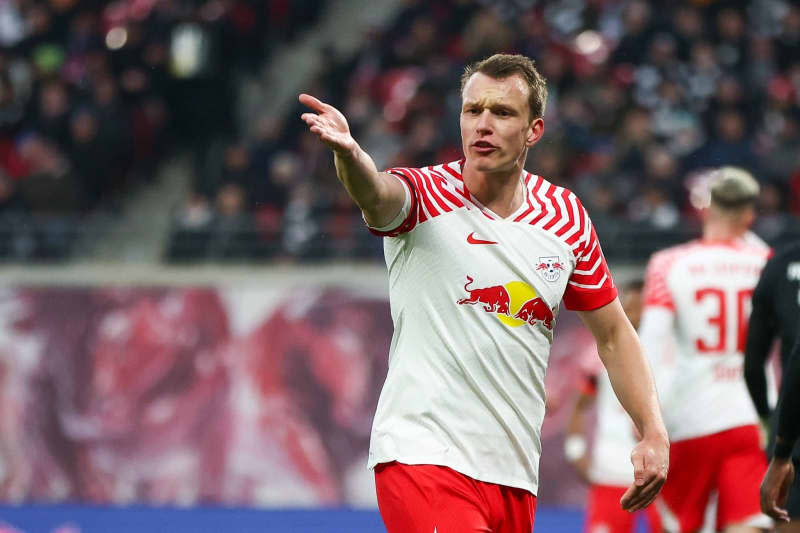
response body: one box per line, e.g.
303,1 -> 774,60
694,288 -> 753,354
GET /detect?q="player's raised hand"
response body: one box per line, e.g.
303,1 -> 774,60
620,435 -> 669,512
299,94 -> 357,156
760,457 -> 795,522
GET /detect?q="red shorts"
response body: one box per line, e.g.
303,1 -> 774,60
659,425 -> 767,532
375,461 -> 537,533
585,484 -> 661,533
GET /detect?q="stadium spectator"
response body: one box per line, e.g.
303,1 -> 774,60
208,182 -> 253,260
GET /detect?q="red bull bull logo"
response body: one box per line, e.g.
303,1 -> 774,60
457,276 -> 555,330
513,297 -> 554,330
457,276 -> 511,315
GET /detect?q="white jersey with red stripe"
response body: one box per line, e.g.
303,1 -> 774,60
365,160 -> 617,495
641,236 -> 771,442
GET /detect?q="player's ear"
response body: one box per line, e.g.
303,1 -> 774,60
526,117 -> 544,147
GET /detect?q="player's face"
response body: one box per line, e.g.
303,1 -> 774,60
460,73 -> 544,174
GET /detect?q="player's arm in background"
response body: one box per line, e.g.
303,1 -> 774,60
637,252 -> 677,411
577,300 -> 669,512
298,94 -> 407,228
563,374 -> 597,483
761,320 -> 800,522
744,255 -> 779,423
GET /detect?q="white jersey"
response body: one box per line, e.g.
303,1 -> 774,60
366,160 -> 617,495
589,368 -> 638,487
641,236 -> 771,442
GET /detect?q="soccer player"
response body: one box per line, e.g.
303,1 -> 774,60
745,241 -> 800,531
639,167 -> 772,533
300,53 -> 669,533
760,325 -> 800,525
564,279 -> 663,533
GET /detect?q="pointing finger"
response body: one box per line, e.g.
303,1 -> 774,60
299,93 -> 329,113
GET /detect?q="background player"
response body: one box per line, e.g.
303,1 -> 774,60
745,240 -> 800,532
760,320 -> 800,525
300,53 -> 669,533
565,279 -> 662,533
640,167 -> 772,533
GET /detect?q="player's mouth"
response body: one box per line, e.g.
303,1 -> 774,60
472,140 -> 498,155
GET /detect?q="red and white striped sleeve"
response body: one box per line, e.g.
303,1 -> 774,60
365,168 -> 419,237
366,165 -> 466,237
642,250 -> 676,312
562,195 -> 618,311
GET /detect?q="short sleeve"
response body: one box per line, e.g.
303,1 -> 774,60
562,204 -> 618,311
642,251 -> 676,312
365,168 -> 419,237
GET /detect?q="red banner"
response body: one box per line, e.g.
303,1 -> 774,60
0,285 -> 594,508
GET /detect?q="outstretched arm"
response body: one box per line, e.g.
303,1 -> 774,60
299,93 -> 406,228
578,298 -> 669,512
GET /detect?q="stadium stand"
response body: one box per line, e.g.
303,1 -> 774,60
0,0 -> 325,261
169,0 -> 800,262
2,0 -> 800,263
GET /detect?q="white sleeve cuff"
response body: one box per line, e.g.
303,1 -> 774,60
364,176 -> 412,232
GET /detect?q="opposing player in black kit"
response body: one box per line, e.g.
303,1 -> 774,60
760,318 -> 800,525
745,242 -> 800,531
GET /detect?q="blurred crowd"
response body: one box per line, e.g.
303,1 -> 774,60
4,0 -> 800,262
171,0 -> 800,261
0,0 -> 324,260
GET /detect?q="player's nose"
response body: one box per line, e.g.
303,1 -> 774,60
475,110 -> 493,133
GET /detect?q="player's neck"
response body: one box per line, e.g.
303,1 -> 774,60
462,162 -> 525,218
702,222 -> 746,243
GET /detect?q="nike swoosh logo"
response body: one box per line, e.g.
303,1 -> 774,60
467,232 -> 497,245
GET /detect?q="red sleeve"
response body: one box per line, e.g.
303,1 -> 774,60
562,200 -> 618,311
366,168 -> 419,237
642,251 -> 676,311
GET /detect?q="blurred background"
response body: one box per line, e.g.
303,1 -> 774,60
0,0 -> 797,531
